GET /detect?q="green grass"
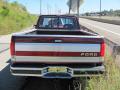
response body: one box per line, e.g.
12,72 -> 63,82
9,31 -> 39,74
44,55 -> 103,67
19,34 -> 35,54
0,1 -> 37,35
86,52 -> 120,90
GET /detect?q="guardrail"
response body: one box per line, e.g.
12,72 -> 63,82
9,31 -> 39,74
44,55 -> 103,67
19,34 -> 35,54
80,16 -> 120,25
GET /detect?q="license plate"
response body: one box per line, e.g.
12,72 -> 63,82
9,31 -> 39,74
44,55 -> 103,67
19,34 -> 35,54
47,67 -> 67,73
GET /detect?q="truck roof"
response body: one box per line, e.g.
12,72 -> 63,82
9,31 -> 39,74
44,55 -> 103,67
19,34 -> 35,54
39,15 -> 78,18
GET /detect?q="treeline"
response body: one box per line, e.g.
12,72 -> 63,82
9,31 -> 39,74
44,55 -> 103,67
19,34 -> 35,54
82,9 -> 120,17
0,0 -> 37,35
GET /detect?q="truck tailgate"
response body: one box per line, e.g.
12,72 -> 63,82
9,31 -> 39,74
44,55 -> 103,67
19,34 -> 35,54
11,35 -> 104,63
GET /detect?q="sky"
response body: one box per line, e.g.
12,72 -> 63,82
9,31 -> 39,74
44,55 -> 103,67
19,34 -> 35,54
9,0 -> 120,14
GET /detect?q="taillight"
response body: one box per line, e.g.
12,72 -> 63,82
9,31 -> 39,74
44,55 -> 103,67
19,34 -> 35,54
100,42 -> 105,57
10,38 -> 15,56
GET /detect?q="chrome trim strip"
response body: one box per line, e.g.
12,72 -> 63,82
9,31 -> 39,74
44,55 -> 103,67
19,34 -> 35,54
11,73 -> 103,77
11,66 -> 105,71
11,65 -> 105,78
14,56 -> 102,63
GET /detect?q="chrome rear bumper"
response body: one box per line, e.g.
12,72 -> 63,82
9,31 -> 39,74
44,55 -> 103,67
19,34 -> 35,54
10,64 -> 105,78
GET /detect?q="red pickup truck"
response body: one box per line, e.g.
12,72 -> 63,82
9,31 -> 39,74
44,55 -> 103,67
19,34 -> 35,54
10,15 -> 105,78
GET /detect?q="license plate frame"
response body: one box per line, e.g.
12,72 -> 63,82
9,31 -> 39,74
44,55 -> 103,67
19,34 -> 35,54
47,67 -> 68,73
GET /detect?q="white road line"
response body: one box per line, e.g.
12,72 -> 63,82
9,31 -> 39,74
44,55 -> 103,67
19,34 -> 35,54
80,19 -> 120,36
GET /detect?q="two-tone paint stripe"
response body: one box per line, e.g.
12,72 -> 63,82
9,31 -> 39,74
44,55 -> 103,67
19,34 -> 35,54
13,36 -> 104,44
15,51 -> 100,57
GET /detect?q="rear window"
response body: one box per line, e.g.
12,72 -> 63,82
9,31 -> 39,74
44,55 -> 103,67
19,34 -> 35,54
38,16 -> 79,29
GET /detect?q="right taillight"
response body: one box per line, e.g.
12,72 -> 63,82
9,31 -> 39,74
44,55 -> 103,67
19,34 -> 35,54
100,42 -> 105,57
10,37 -> 15,56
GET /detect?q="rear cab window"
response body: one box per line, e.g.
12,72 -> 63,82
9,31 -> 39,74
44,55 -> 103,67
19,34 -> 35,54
37,15 -> 80,30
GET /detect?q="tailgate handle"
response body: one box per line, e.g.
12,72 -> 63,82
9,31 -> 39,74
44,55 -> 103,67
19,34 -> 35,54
54,40 -> 62,43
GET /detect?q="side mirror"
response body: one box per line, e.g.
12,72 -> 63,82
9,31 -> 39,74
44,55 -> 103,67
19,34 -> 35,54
33,25 -> 37,28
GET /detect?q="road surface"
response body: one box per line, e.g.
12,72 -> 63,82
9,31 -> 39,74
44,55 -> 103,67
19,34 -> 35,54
0,27 -> 33,90
0,35 -> 26,90
79,18 -> 120,45
0,35 -> 11,53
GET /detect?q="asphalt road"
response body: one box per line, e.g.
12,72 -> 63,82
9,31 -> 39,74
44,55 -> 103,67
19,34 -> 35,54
79,18 -> 120,45
0,35 -> 26,90
0,35 -> 11,53
0,27 -> 33,90
0,43 -> 9,53
21,78 -> 72,90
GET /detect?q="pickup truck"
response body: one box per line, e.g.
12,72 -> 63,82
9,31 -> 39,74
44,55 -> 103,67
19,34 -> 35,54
10,15 -> 105,78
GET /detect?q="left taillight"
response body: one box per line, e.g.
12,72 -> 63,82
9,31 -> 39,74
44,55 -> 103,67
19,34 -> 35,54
10,37 -> 15,56
100,41 -> 105,57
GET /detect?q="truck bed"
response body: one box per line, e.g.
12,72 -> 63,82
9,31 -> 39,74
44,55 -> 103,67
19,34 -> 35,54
25,29 -> 97,36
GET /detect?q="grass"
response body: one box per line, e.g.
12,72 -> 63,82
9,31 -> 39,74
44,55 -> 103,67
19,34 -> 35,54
0,1 -> 37,35
86,51 -> 120,90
